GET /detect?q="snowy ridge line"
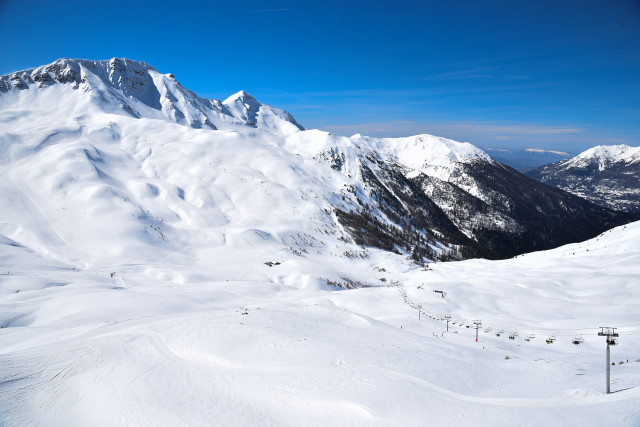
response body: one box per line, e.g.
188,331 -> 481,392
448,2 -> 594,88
398,281 -> 639,343
0,57 -> 305,135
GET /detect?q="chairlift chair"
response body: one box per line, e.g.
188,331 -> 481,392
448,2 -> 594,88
509,334 -> 515,340
572,336 -> 584,345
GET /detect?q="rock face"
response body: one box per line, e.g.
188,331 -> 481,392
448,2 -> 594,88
526,145 -> 640,212
1,58 -> 637,264
325,136 -> 638,260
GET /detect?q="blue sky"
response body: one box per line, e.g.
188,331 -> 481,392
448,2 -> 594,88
1,0 -> 639,152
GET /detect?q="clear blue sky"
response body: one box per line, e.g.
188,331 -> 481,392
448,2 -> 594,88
1,0 -> 639,152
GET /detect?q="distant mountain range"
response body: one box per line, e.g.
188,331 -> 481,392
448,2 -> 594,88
1,57 -> 637,267
484,147 -> 573,171
525,145 -> 640,212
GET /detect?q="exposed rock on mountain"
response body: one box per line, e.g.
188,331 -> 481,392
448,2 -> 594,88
526,145 -> 640,212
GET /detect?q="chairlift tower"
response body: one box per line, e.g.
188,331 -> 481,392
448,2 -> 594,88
598,327 -> 619,394
473,320 -> 482,342
444,314 -> 451,332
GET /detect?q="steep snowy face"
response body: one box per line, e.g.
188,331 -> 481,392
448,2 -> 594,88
564,144 -> 640,171
0,58 -> 304,134
82,58 -> 163,110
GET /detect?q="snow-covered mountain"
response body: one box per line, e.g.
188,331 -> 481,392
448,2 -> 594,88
2,58 -> 640,426
1,190 -> 639,426
0,57 -> 304,133
1,58 -> 637,267
565,145 -> 640,170
526,144 -> 640,212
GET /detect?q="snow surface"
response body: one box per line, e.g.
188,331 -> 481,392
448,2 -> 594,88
1,58 -> 639,426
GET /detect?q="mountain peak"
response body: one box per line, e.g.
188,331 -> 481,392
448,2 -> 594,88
222,90 -> 261,111
566,144 -> 640,170
577,144 -> 639,160
222,90 -> 303,132
0,58 -> 304,134
525,143 -> 640,212
222,90 -> 264,126
355,133 -> 491,167
224,90 -> 256,101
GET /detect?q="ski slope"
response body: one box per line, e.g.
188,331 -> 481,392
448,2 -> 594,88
0,58 -> 639,426
1,219 -> 639,426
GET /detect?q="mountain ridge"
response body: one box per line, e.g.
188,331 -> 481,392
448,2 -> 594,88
0,57 -> 304,134
1,58 -> 637,265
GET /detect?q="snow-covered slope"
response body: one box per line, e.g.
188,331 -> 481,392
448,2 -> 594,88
526,144 -> 640,212
1,210 -> 638,426
1,58 -> 639,426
